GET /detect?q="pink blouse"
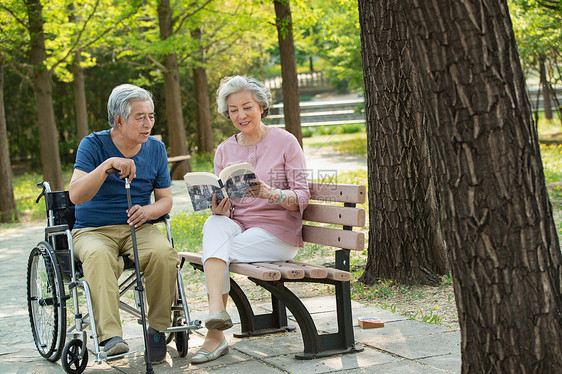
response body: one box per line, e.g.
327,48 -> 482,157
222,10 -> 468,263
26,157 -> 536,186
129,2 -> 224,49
214,127 -> 310,247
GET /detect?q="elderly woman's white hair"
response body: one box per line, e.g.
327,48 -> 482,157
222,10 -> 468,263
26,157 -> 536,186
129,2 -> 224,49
216,76 -> 272,119
107,84 -> 154,128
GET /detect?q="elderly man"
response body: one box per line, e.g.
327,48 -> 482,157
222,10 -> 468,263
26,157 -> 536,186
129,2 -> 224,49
69,84 -> 179,364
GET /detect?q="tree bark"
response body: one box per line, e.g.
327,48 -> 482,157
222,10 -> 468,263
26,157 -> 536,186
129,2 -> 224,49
0,61 -> 18,222
158,0 -> 190,180
539,58 -> 553,120
73,50 -> 89,142
274,0 -> 302,147
192,27 -> 214,154
402,0 -> 562,371
26,0 -> 64,191
69,3 -> 89,143
358,1 -> 447,286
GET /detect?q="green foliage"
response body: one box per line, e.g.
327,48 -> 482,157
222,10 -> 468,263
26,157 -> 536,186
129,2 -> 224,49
169,211 -> 210,253
540,143 -> 562,183
509,0 -> 562,83
297,0 -> 362,91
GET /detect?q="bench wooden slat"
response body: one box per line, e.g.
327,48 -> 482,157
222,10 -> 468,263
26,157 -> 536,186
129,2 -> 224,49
179,251 -> 203,265
302,225 -> 365,251
308,182 -> 366,204
168,155 -> 191,162
288,260 -> 350,281
230,263 -> 281,281
303,204 -> 365,227
284,260 -> 328,279
254,262 -> 305,279
178,252 -> 281,281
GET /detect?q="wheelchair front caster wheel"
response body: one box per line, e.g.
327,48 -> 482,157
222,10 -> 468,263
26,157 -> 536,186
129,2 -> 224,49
175,331 -> 189,357
62,339 -> 88,374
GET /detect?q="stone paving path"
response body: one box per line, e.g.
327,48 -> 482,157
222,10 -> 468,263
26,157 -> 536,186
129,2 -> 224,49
0,150 -> 462,373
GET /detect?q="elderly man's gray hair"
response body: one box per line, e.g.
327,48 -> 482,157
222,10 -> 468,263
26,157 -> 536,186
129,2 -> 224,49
216,76 -> 272,119
107,84 -> 154,128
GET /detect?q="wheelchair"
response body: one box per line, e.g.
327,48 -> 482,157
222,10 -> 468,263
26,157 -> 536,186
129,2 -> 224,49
27,181 -> 201,373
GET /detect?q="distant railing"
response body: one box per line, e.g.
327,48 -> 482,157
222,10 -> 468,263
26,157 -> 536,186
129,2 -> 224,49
264,71 -> 332,91
527,86 -> 562,111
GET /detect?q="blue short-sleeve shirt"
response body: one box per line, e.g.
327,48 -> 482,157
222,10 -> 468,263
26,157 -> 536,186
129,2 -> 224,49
73,130 -> 171,229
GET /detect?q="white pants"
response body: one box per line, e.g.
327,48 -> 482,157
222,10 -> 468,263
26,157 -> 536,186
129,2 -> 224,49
202,215 -> 298,293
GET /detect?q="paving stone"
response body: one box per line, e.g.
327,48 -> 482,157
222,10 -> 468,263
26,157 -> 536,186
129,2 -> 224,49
418,352 -> 462,373
230,331 -> 304,358
369,330 -> 461,360
264,345 -> 399,373
336,358 -> 452,373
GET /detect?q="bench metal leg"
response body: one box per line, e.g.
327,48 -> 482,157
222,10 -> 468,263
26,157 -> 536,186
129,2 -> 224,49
253,278 -> 363,359
229,278 -> 296,337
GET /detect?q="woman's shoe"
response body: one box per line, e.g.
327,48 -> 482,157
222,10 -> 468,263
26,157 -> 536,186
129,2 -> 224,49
204,311 -> 233,331
191,339 -> 229,364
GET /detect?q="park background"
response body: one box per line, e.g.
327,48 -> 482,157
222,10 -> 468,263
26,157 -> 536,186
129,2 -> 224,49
2,0 -> 562,371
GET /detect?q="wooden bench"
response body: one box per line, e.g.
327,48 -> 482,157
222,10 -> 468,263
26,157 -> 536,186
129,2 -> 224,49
153,135 -> 192,178
178,182 -> 366,359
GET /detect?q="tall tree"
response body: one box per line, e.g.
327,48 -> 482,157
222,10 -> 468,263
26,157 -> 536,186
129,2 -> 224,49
69,3 -> 89,142
398,0 -> 562,370
156,0 -> 193,179
192,27 -> 213,154
274,0 -> 302,146
358,1 -> 447,286
25,0 -> 64,190
0,58 -> 18,223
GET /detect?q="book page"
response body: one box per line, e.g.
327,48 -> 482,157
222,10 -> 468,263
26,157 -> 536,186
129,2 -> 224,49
184,172 -> 223,211
219,163 -> 256,201
186,184 -> 224,211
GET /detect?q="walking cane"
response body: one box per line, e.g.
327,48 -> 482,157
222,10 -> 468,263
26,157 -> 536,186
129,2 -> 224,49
125,178 -> 154,374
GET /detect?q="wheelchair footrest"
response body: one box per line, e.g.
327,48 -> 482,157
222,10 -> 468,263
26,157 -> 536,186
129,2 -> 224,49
160,321 -> 202,333
97,349 -> 137,364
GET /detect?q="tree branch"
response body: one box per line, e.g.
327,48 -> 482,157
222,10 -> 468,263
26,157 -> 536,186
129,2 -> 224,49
173,0 -> 214,34
5,60 -> 32,85
146,54 -> 168,72
0,4 -> 28,29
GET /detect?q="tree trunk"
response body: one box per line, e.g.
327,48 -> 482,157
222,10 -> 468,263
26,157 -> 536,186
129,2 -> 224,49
403,0 -> 562,371
539,58 -> 553,120
73,50 -> 89,142
69,3 -> 88,143
192,27 -> 214,154
0,61 -> 18,222
358,1 -> 447,286
158,0 -> 189,180
26,0 -> 64,191
274,0 -> 302,147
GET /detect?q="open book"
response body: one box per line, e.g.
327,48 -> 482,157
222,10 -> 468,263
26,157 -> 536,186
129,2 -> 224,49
183,162 -> 256,211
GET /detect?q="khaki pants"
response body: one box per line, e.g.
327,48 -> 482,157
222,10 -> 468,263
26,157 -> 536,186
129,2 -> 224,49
72,224 -> 180,343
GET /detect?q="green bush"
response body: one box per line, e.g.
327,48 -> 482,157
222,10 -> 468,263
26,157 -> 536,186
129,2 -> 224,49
302,128 -> 314,138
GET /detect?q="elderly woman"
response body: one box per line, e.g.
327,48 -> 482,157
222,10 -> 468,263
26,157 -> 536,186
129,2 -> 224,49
191,76 -> 310,364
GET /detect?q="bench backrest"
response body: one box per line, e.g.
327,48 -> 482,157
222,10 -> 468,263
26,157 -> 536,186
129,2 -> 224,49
302,182 -> 366,251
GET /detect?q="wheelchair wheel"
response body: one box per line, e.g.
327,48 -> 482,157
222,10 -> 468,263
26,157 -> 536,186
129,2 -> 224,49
27,242 -> 67,362
62,339 -> 88,374
175,331 -> 189,357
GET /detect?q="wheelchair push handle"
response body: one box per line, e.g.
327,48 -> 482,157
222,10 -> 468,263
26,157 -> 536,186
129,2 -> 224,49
35,181 -> 52,203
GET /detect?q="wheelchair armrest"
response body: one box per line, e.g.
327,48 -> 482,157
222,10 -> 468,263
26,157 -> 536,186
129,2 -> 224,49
152,214 -> 170,224
45,224 -> 70,234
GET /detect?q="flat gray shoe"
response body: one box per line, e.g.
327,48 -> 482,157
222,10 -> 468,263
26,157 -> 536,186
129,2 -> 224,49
204,311 -> 233,331
102,336 -> 129,356
191,339 -> 229,364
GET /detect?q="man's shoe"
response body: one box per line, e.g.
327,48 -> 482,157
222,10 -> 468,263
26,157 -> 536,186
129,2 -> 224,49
147,327 -> 167,364
204,311 -> 233,331
191,339 -> 229,364
102,336 -> 129,356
